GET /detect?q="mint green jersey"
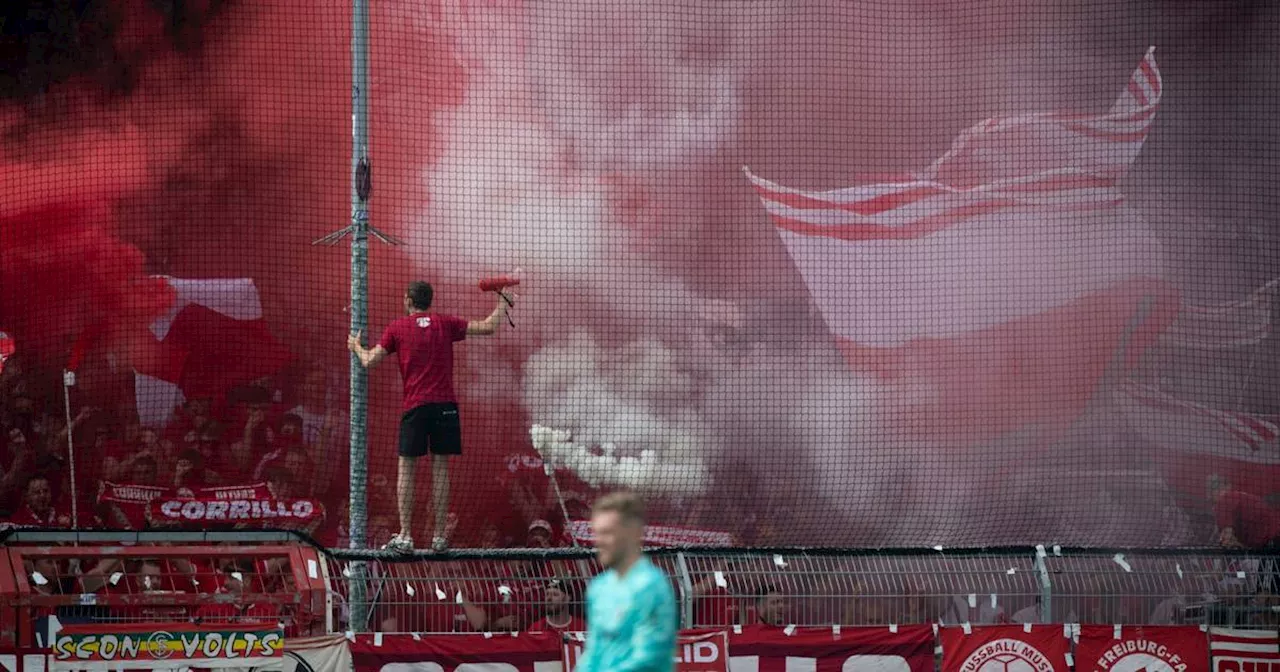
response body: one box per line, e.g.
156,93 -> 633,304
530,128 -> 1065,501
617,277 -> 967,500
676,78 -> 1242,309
576,555 -> 677,672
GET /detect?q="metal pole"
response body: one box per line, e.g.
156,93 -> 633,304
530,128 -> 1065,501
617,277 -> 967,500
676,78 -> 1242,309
348,0 -> 372,632
61,371 -> 78,528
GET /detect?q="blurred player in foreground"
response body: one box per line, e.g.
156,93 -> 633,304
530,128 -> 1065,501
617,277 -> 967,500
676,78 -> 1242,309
577,491 -> 677,672
347,280 -> 509,552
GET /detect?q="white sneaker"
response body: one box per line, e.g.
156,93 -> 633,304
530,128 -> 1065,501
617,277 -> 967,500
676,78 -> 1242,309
382,533 -> 414,554
431,536 -> 448,552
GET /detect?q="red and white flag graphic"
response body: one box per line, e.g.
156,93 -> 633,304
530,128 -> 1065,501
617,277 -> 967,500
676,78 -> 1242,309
1160,279 -> 1279,349
745,48 -> 1177,444
1209,628 -> 1280,672
133,277 -> 292,428
1116,381 -> 1280,463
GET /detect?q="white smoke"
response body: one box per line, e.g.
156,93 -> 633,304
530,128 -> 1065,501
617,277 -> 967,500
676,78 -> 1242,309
407,1 -> 918,540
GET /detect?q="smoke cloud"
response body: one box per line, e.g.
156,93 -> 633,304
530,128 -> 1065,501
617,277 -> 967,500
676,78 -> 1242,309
4,0 -> 1277,545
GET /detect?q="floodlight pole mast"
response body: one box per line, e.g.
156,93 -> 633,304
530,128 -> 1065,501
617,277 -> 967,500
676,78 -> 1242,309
312,0 -> 401,632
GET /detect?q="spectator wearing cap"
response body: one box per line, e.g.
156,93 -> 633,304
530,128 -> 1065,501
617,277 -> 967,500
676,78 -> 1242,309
527,519 -> 555,548
528,579 -> 585,633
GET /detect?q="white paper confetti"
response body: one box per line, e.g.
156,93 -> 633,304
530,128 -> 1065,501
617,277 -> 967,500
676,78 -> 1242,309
714,571 -> 727,588
498,585 -> 513,602
1006,568 -> 1017,575
1176,564 -> 1184,579
990,594 -> 998,609
1236,570 -> 1246,579
483,632 -> 493,639
231,572 -> 244,582
1036,545 -> 1047,558
889,624 -> 898,634
1052,545 -> 1062,556
773,554 -> 787,568
411,633 -> 422,641
1113,624 -> 1122,639
435,585 -> 446,600
783,624 -> 796,636
455,591 -> 465,604
733,625 -> 742,635
1112,554 -> 1132,572
109,572 -> 123,586
932,623 -> 939,636
373,633 -> 383,647
832,624 -> 840,636
344,631 -> 355,642
30,572 -> 48,586
406,584 -> 416,597
1066,654 -> 1075,667
961,622 -> 972,635
932,545 -> 944,552
307,560 -> 319,579
1024,623 -> 1033,633
967,594 -> 977,608
342,566 -> 352,578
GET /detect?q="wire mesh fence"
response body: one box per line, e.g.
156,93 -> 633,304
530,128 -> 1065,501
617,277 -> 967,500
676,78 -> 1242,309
326,548 -> 1280,633
2,0 -> 1280,553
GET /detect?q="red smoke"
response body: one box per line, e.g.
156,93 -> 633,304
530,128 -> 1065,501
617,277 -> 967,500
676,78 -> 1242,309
0,201 -> 173,371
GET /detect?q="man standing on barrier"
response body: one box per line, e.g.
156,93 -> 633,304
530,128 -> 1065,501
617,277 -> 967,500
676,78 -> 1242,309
577,491 -> 677,672
348,280 -> 510,552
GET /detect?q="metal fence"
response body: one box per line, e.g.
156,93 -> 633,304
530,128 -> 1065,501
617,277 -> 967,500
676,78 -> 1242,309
326,547 -> 1280,633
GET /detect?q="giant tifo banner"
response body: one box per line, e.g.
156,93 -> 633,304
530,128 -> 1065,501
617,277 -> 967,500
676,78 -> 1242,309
350,625 -> 935,672
6,0 -> 1280,551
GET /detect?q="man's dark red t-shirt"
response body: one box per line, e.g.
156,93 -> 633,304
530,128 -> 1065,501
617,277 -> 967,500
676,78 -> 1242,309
378,312 -> 468,410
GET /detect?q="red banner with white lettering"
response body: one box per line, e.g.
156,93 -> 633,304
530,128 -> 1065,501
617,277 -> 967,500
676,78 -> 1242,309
728,624 -> 934,672
149,496 -> 323,525
349,632 -> 563,672
351,626 -> 932,672
1075,625 -> 1209,672
562,630 -> 729,672
941,625 -> 1071,672
1210,628 -> 1280,672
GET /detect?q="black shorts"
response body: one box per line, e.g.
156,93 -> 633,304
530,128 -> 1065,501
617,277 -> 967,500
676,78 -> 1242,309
399,403 -> 462,457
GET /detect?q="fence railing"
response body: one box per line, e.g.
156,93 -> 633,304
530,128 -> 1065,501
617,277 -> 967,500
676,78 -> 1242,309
325,546 -> 1280,633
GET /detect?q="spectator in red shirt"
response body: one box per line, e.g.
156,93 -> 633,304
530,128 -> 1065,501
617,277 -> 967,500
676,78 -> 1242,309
691,570 -> 738,628
347,280 -> 510,552
753,586 -> 789,626
1210,475 -> 1280,549
10,475 -> 70,527
528,580 -> 585,633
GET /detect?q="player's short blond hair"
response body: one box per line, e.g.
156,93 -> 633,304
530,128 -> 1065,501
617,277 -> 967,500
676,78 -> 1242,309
592,490 -> 646,525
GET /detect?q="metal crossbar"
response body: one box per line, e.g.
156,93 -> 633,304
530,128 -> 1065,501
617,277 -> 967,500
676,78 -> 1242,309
322,547 -> 1280,633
